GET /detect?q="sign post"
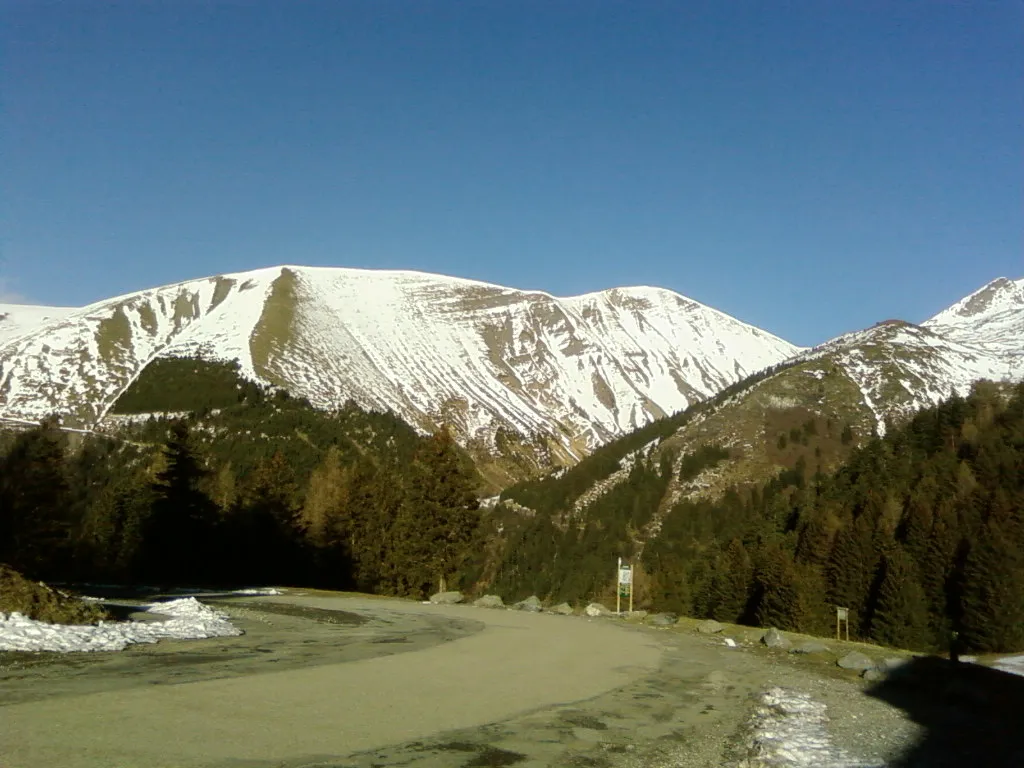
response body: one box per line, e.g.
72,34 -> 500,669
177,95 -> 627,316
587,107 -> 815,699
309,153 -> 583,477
836,606 -> 849,641
617,558 -> 633,615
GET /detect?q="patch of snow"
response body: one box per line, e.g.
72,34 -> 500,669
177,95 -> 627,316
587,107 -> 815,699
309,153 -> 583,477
230,588 -> 284,596
0,597 -> 242,653
994,655 -> 1024,677
740,687 -> 882,767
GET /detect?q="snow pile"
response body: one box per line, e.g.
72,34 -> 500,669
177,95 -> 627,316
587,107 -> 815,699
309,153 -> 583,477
0,597 -> 242,653
738,687 -> 881,767
231,587 -> 283,596
993,655 -> 1024,677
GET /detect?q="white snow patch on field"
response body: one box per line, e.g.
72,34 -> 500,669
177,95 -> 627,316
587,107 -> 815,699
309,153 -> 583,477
0,597 -> 241,653
740,687 -> 882,767
994,655 -> 1024,677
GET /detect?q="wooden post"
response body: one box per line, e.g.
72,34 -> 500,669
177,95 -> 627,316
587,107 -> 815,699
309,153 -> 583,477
628,561 -> 634,614
616,557 -> 622,614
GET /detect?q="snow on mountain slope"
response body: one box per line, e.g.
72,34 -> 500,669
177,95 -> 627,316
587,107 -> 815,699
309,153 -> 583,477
0,304 -> 75,346
923,277 -> 1024,379
805,319 -> 1014,435
0,266 -> 800,459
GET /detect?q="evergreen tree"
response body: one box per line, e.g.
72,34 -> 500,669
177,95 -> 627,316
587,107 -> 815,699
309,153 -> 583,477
707,538 -> 753,623
385,428 -> 480,596
959,517 -> 1024,652
141,421 -> 219,584
870,548 -> 931,650
0,419 -> 73,578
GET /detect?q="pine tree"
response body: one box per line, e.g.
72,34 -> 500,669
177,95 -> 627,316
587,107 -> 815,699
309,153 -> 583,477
708,538 -> 753,623
870,548 -> 931,650
826,516 -> 876,637
385,428 -> 480,596
141,421 -> 219,584
959,517 -> 1024,652
0,419 -> 73,578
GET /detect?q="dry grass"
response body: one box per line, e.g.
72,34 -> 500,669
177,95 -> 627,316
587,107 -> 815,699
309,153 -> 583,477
0,565 -> 110,625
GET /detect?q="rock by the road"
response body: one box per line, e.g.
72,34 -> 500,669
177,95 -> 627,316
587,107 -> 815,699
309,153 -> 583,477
791,641 -> 831,654
584,602 -> 613,617
550,602 -> 574,615
514,596 -> 543,612
648,612 -> 678,626
696,619 -> 724,634
838,651 -> 875,671
880,657 -> 911,672
862,667 -> 887,683
429,591 -> 464,605
761,628 -> 790,649
472,595 -> 505,609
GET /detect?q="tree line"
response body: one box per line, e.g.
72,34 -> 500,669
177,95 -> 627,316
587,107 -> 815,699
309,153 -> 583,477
0,372 -> 481,599
487,382 -> 1024,653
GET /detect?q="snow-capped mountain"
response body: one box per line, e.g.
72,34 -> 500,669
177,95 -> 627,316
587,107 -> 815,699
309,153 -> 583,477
923,276 -> 1024,379
523,276 -> 1024,516
0,266 -> 799,462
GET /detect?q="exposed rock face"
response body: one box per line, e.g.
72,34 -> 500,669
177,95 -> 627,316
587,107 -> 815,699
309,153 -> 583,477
472,594 -> 505,609
429,591 -> 464,605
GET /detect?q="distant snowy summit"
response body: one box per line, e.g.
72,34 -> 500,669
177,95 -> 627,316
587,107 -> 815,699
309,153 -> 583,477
0,266 -> 798,464
0,267 -> 1019,470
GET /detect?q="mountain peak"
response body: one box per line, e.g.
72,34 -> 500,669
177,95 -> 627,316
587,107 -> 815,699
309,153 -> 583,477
925,276 -> 1024,325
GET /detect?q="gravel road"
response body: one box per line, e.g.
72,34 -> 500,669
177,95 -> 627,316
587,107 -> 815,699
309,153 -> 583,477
0,594 -> 662,767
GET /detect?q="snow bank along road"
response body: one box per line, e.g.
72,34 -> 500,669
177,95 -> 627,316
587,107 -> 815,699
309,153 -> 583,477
0,595 -> 662,768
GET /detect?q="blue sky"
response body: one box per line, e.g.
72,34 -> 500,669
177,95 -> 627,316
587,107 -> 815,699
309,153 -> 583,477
2,1 -> 1020,346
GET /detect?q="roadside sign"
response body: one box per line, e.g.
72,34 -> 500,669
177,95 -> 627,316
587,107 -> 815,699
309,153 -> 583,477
618,566 -> 632,585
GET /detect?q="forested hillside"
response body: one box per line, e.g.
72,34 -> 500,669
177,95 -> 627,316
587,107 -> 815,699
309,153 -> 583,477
0,359 -> 481,598
481,381 -> 1024,653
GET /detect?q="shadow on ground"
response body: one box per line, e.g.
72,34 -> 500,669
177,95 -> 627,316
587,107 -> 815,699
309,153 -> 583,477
866,656 -> 1024,767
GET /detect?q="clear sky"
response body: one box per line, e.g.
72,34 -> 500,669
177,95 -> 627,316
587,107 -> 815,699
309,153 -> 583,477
2,1 -> 1020,346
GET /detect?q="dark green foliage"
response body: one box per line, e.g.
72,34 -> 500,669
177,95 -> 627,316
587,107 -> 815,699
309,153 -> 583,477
870,548 -> 932,650
141,421 -> 221,584
0,357 -> 482,597
112,358 -> 266,414
959,515 -> 1024,652
678,444 -> 730,482
489,380 -> 1024,653
0,418 -> 74,578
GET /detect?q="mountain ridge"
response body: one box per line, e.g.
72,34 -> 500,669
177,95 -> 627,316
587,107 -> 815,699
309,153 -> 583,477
0,265 -> 800,479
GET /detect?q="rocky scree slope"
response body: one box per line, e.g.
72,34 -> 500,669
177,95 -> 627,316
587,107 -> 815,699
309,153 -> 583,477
0,266 -> 798,470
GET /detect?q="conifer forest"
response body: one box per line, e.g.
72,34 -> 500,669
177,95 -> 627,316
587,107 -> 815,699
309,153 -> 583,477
1,357 -> 1022,654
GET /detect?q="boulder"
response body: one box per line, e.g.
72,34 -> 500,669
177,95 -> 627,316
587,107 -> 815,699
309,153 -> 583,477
550,602 -> 575,615
648,612 -> 679,626
628,610 -> 648,620
761,627 -> 790,649
791,641 -> 831,655
880,657 -> 911,672
429,591 -> 464,605
696,619 -> 725,634
862,668 -> 887,683
472,594 -> 505,609
514,595 -> 543,612
838,651 -> 876,671
584,602 -> 613,617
